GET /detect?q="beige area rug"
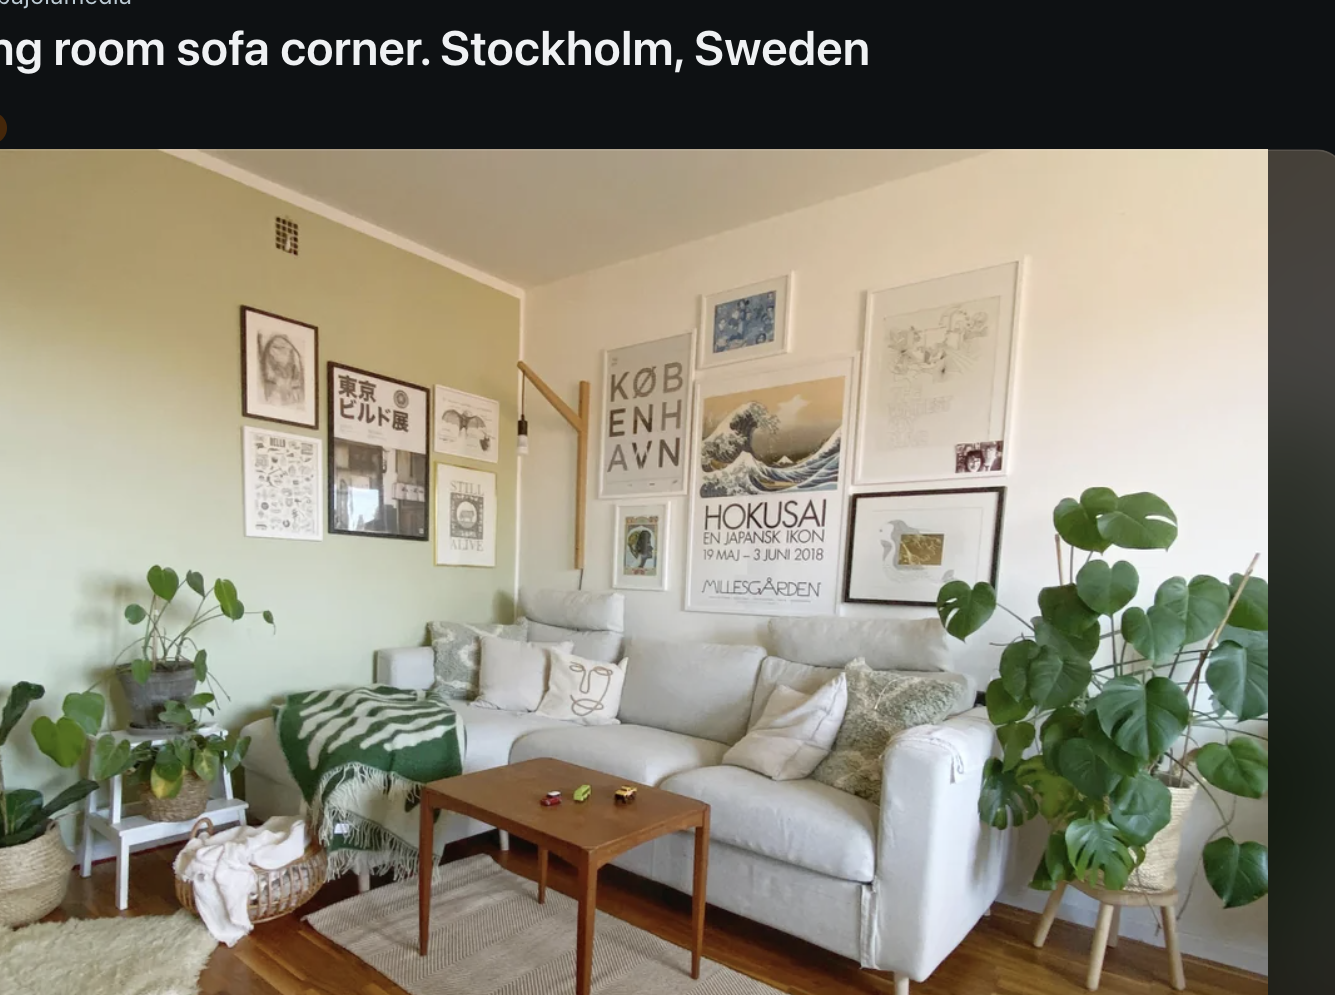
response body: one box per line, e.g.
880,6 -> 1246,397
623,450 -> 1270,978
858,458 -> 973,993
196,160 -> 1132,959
0,909 -> 216,995
305,854 -> 783,994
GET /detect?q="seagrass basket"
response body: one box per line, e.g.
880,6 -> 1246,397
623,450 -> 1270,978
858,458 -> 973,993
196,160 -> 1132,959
140,772 -> 211,822
175,818 -> 327,924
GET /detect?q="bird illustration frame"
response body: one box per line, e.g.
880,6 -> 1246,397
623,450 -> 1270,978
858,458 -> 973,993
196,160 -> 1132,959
842,486 -> 1005,607
612,502 -> 670,591
433,385 -> 500,463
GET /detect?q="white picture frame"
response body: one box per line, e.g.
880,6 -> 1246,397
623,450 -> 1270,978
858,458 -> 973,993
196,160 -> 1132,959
697,272 -> 794,370
598,331 -> 695,498
433,385 -> 500,463
242,426 -> 323,541
612,503 -> 671,591
434,463 -> 497,567
853,261 -> 1022,485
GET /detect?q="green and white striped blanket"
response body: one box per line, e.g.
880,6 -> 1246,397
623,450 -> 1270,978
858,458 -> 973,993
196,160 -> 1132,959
275,685 -> 463,880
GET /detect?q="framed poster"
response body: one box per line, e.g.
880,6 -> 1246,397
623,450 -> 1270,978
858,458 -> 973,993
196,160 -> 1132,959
242,426 -> 322,541
612,503 -> 670,591
843,486 -> 1005,607
433,385 -> 500,463
241,306 -> 319,429
435,463 -> 497,567
599,331 -> 694,498
854,261 -> 1021,484
697,273 -> 793,370
685,354 -> 855,617
327,363 -> 429,540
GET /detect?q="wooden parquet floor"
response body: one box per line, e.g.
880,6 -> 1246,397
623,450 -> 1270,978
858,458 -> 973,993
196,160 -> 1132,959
48,833 -> 1266,995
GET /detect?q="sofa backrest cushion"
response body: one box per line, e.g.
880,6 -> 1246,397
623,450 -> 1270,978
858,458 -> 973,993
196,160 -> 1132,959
750,655 -> 975,729
525,620 -> 624,663
767,616 -> 952,672
620,638 -> 765,745
518,588 -> 625,632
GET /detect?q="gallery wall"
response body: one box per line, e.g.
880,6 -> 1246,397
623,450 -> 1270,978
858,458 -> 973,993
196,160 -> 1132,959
0,150 -> 520,797
518,148 -> 1268,971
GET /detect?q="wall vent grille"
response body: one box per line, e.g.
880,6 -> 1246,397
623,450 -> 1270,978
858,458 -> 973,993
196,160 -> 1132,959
275,217 -> 299,256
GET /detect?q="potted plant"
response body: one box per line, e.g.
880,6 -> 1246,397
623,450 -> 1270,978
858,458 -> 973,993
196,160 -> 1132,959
118,694 -> 250,823
115,565 -> 274,730
937,487 -> 1267,908
0,683 -> 134,926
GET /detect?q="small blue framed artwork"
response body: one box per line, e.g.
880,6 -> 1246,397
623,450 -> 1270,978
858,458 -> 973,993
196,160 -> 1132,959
697,272 -> 793,370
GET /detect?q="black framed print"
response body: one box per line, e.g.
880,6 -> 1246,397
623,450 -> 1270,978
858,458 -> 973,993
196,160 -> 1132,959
327,362 -> 430,541
241,306 -> 319,429
843,486 -> 1005,607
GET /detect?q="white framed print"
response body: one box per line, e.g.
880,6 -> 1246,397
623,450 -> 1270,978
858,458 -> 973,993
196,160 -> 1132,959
612,503 -> 670,591
854,261 -> 1022,484
434,463 -> 497,567
843,486 -> 1005,607
599,331 -> 694,498
242,426 -> 322,541
433,385 -> 500,463
697,272 -> 793,370
241,306 -> 319,429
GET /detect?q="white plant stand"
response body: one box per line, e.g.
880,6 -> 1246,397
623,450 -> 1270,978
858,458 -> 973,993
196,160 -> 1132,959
77,726 -> 248,910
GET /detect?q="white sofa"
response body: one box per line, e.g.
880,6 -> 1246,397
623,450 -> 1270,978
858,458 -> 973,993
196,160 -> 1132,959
239,608 -> 1006,994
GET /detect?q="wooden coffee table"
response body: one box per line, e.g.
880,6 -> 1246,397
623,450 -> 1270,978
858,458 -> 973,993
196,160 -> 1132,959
418,757 -> 710,995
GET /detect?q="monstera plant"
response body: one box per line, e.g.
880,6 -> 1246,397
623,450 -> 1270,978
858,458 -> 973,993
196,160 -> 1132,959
937,487 -> 1268,908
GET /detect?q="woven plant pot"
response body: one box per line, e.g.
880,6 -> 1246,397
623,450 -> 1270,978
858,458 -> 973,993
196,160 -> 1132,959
1126,777 -> 1199,893
0,822 -> 73,928
140,772 -> 212,823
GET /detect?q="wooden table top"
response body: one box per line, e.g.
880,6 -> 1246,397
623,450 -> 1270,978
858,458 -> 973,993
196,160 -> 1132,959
422,757 -> 707,853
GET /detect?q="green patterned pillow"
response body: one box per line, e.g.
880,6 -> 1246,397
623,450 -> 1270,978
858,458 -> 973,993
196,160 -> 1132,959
810,659 -> 962,804
429,620 -> 528,700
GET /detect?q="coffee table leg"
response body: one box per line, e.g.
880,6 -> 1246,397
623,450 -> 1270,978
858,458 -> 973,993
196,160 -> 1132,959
418,797 -> 434,956
575,858 -> 598,995
537,846 -> 549,904
692,807 -> 710,979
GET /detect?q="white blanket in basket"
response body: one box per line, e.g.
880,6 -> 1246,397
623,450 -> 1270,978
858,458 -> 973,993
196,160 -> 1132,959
174,815 -> 309,946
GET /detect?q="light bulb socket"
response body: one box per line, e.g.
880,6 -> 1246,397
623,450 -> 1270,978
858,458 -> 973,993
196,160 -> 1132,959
516,415 -> 529,456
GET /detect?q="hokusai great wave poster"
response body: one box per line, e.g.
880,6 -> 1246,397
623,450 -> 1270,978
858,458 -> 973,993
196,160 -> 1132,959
685,355 -> 855,617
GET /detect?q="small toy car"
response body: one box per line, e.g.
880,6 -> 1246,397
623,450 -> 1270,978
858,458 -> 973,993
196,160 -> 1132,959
541,790 -> 561,807
614,785 -> 637,804
573,784 -> 592,803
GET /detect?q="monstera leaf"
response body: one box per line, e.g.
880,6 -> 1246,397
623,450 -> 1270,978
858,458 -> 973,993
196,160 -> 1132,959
1225,574 -> 1268,631
1076,559 -> 1139,616
1121,606 -> 1186,665
1054,737 -> 1122,799
1053,488 -> 1116,552
1203,838 -> 1268,908
1066,817 -> 1139,891
1206,630 -> 1268,721
1016,757 -> 1077,821
1031,831 -> 1076,890
997,721 -> 1036,771
937,581 -> 996,640
1109,773 -> 1173,846
1038,584 -> 1100,637
1153,575 -> 1230,645
985,679 -> 1032,725
1095,492 -> 1178,550
978,757 -> 1038,830
1040,708 -> 1084,768
1027,646 -> 1093,711
1034,618 -> 1100,666
1082,711 -> 1142,777
1000,640 -> 1039,700
1094,676 -> 1189,760
1197,739 -> 1268,798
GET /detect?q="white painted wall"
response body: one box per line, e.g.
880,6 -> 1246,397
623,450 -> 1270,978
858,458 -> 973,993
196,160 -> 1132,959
519,148 -> 1268,973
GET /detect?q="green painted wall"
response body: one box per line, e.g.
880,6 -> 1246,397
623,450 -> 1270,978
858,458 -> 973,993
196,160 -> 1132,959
0,151 -> 520,802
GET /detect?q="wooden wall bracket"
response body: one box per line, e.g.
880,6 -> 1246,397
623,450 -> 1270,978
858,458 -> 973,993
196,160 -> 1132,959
518,361 -> 591,570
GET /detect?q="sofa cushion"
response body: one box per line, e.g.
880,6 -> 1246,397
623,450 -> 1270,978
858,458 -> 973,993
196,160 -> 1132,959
661,765 -> 878,883
524,620 -> 624,663
509,724 -> 727,786
536,650 -> 628,725
429,620 -> 529,699
451,702 -> 565,774
724,676 -> 847,781
474,637 -> 573,712
767,616 -> 952,671
519,587 -> 624,632
619,638 -> 765,745
750,655 -> 976,729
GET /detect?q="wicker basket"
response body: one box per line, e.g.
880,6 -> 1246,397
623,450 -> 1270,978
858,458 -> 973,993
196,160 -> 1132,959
175,818 -> 327,924
140,772 -> 212,823
1126,779 -> 1198,893
0,822 -> 73,928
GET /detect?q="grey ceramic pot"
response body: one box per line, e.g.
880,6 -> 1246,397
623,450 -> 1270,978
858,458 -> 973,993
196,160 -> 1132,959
114,661 -> 198,730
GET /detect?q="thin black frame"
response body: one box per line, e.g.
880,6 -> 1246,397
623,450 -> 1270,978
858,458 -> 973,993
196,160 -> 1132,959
240,306 -> 320,429
842,485 -> 1006,607
327,361 -> 431,542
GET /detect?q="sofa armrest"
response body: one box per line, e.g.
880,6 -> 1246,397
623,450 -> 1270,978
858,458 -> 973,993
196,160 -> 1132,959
374,646 -> 435,690
861,707 -> 1008,980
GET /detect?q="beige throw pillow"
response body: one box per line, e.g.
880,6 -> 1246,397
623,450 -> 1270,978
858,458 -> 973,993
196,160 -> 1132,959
810,659 -> 963,804
722,674 -> 848,780
536,650 -> 627,725
473,637 -> 573,712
